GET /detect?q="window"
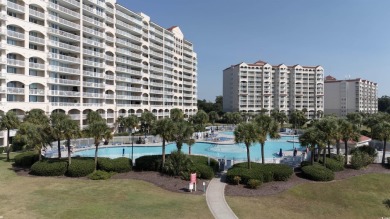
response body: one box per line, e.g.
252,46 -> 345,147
7,54 -> 16,59
7,12 -> 16,17
29,95 -> 38,102
7,67 -> 17,73
29,44 -> 38,50
7,39 -> 16,45
29,69 -> 38,76
29,17 -> 38,24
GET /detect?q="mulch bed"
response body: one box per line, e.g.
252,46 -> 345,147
11,164 -> 390,197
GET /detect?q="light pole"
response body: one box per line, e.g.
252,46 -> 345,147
131,128 -> 134,163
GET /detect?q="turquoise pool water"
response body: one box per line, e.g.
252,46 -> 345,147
74,135 -> 302,161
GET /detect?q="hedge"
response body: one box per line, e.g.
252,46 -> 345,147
188,155 -> 219,173
351,151 -> 374,170
301,164 -> 334,181
66,159 -> 95,177
98,157 -> 132,173
14,151 -> 39,167
30,160 -> 67,176
226,162 -> 293,185
351,146 -> 377,158
319,158 -> 344,172
192,163 -> 215,180
135,155 -> 163,171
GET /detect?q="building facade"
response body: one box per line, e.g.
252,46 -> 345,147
0,0 -> 198,146
324,76 -> 377,116
223,60 -> 324,118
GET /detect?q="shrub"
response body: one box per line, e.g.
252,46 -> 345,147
30,160 -> 67,176
301,164 -> 334,181
192,163 -> 214,179
88,170 -> 114,180
14,151 -> 39,167
351,146 -> 377,158
319,158 -> 344,172
0,147 -> 4,154
66,159 -> 95,177
188,155 -> 219,173
226,167 -> 262,185
248,179 -> 262,189
387,157 -> 390,165
163,151 -> 192,176
332,154 -> 345,164
135,155 -> 162,171
300,161 -> 311,167
98,157 -> 132,173
383,199 -> 390,209
233,176 -> 241,185
351,151 -> 374,170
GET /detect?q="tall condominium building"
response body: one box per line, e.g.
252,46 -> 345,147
324,75 -> 378,116
223,60 -> 324,118
0,0 -> 198,145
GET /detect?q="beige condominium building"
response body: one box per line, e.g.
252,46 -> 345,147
324,75 -> 378,116
223,60 -> 324,118
0,0 -> 198,146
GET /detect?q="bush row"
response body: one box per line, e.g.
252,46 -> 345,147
319,157 -> 344,172
301,164 -> 335,181
30,160 -> 68,176
226,162 -> 293,185
98,157 -> 132,173
351,151 -> 374,170
14,151 -> 39,167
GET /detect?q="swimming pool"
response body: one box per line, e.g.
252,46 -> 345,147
74,135 -> 302,161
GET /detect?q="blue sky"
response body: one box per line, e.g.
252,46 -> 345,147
118,0 -> 390,101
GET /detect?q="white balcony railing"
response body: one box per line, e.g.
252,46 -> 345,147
29,89 -> 45,95
48,53 -> 80,63
83,81 -> 105,88
7,1 -> 24,13
48,2 -> 80,18
29,35 -> 45,44
7,30 -> 24,39
48,15 -> 80,29
48,40 -> 79,52
29,9 -> 45,19
49,90 -> 80,97
7,59 -> 25,67
48,28 -> 80,41
48,65 -> 80,75
49,78 -> 81,86
83,71 -> 103,78
29,62 -> 45,70
7,87 -> 25,94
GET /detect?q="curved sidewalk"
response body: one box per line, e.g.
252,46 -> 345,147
206,174 -> 238,219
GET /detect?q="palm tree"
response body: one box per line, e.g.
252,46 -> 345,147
50,112 -> 68,159
315,117 -> 337,166
271,110 -> 288,128
289,110 -> 307,129
231,112 -> 243,125
373,121 -> 390,164
186,138 -> 195,155
254,114 -> 280,164
140,111 -> 156,135
62,118 -> 80,165
339,119 -> 360,165
299,127 -> 326,165
208,111 -> 219,126
172,121 -> 194,152
86,120 -> 110,171
363,113 -> 387,138
0,111 -> 20,161
346,112 -> 363,127
86,111 -> 104,124
125,115 -> 139,138
152,118 -> 174,167
234,122 -> 258,169
192,110 -> 209,131
24,109 -> 50,125
115,115 -> 126,133
223,112 -> 233,125
170,108 -> 184,122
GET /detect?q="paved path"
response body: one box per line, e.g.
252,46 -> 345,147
206,174 -> 238,219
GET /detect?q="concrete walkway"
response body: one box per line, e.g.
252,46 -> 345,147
206,174 -> 238,219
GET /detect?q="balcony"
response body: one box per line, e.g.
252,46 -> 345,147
48,15 -> 80,30
83,15 -> 103,27
48,65 -> 80,75
29,35 -> 45,45
105,75 -> 114,80
106,36 -> 114,42
50,102 -> 81,107
83,49 -> 104,58
48,78 -> 80,86
7,59 -> 25,67
82,5 -> 104,18
49,90 -> 80,97
83,37 -> 104,47
83,59 -> 104,68
116,20 -> 142,34
29,89 -> 45,95
83,92 -> 104,98
105,55 -> 114,61
83,81 -> 105,88
48,28 -> 80,41
116,58 -> 141,67
105,16 -> 114,23
7,1 -> 24,13
116,10 -> 143,26
116,39 -> 141,50
116,48 -> 142,59
105,94 -> 115,99
48,53 -> 80,63
116,76 -> 141,83
116,86 -> 141,92
115,67 -> 141,75
29,62 -> 45,70
48,40 -> 79,52
7,30 -> 24,40
7,87 -> 25,94
83,71 -> 103,78
29,9 -> 45,19
48,2 -> 80,18
83,26 -> 104,38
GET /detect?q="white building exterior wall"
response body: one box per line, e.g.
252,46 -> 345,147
0,0 -> 198,146
222,60 -> 324,118
324,77 -> 378,116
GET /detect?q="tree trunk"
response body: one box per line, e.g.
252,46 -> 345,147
261,143 -> 265,164
344,141 -> 348,166
382,139 -> 387,164
67,138 -> 71,165
336,140 -> 340,155
57,139 -> 61,159
315,146 -> 319,162
162,139 -> 166,167
327,142 -> 331,157
177,142 -> 182,152
94,144 -> 98,172
6,129 -> 10,162
310,148 -> 315,165
39,152 -> 42,161
322,148 -> 326,166
189,146 -> 191,155
246,145 -> 251,169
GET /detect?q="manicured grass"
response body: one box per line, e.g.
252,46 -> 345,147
227,173 -> 390,219
0,153 -> 212,219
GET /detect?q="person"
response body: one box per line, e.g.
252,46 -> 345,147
279,148 -> 283,157
122,148 -> 125,156
293,148 -> 298,157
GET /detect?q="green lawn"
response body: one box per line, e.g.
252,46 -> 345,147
0,153 -> 213,219
227,173 -> 390,219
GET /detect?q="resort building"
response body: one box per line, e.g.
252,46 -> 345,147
223,60 -> 324,118
324,75 -> 378,116
0,0 -> 198,146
